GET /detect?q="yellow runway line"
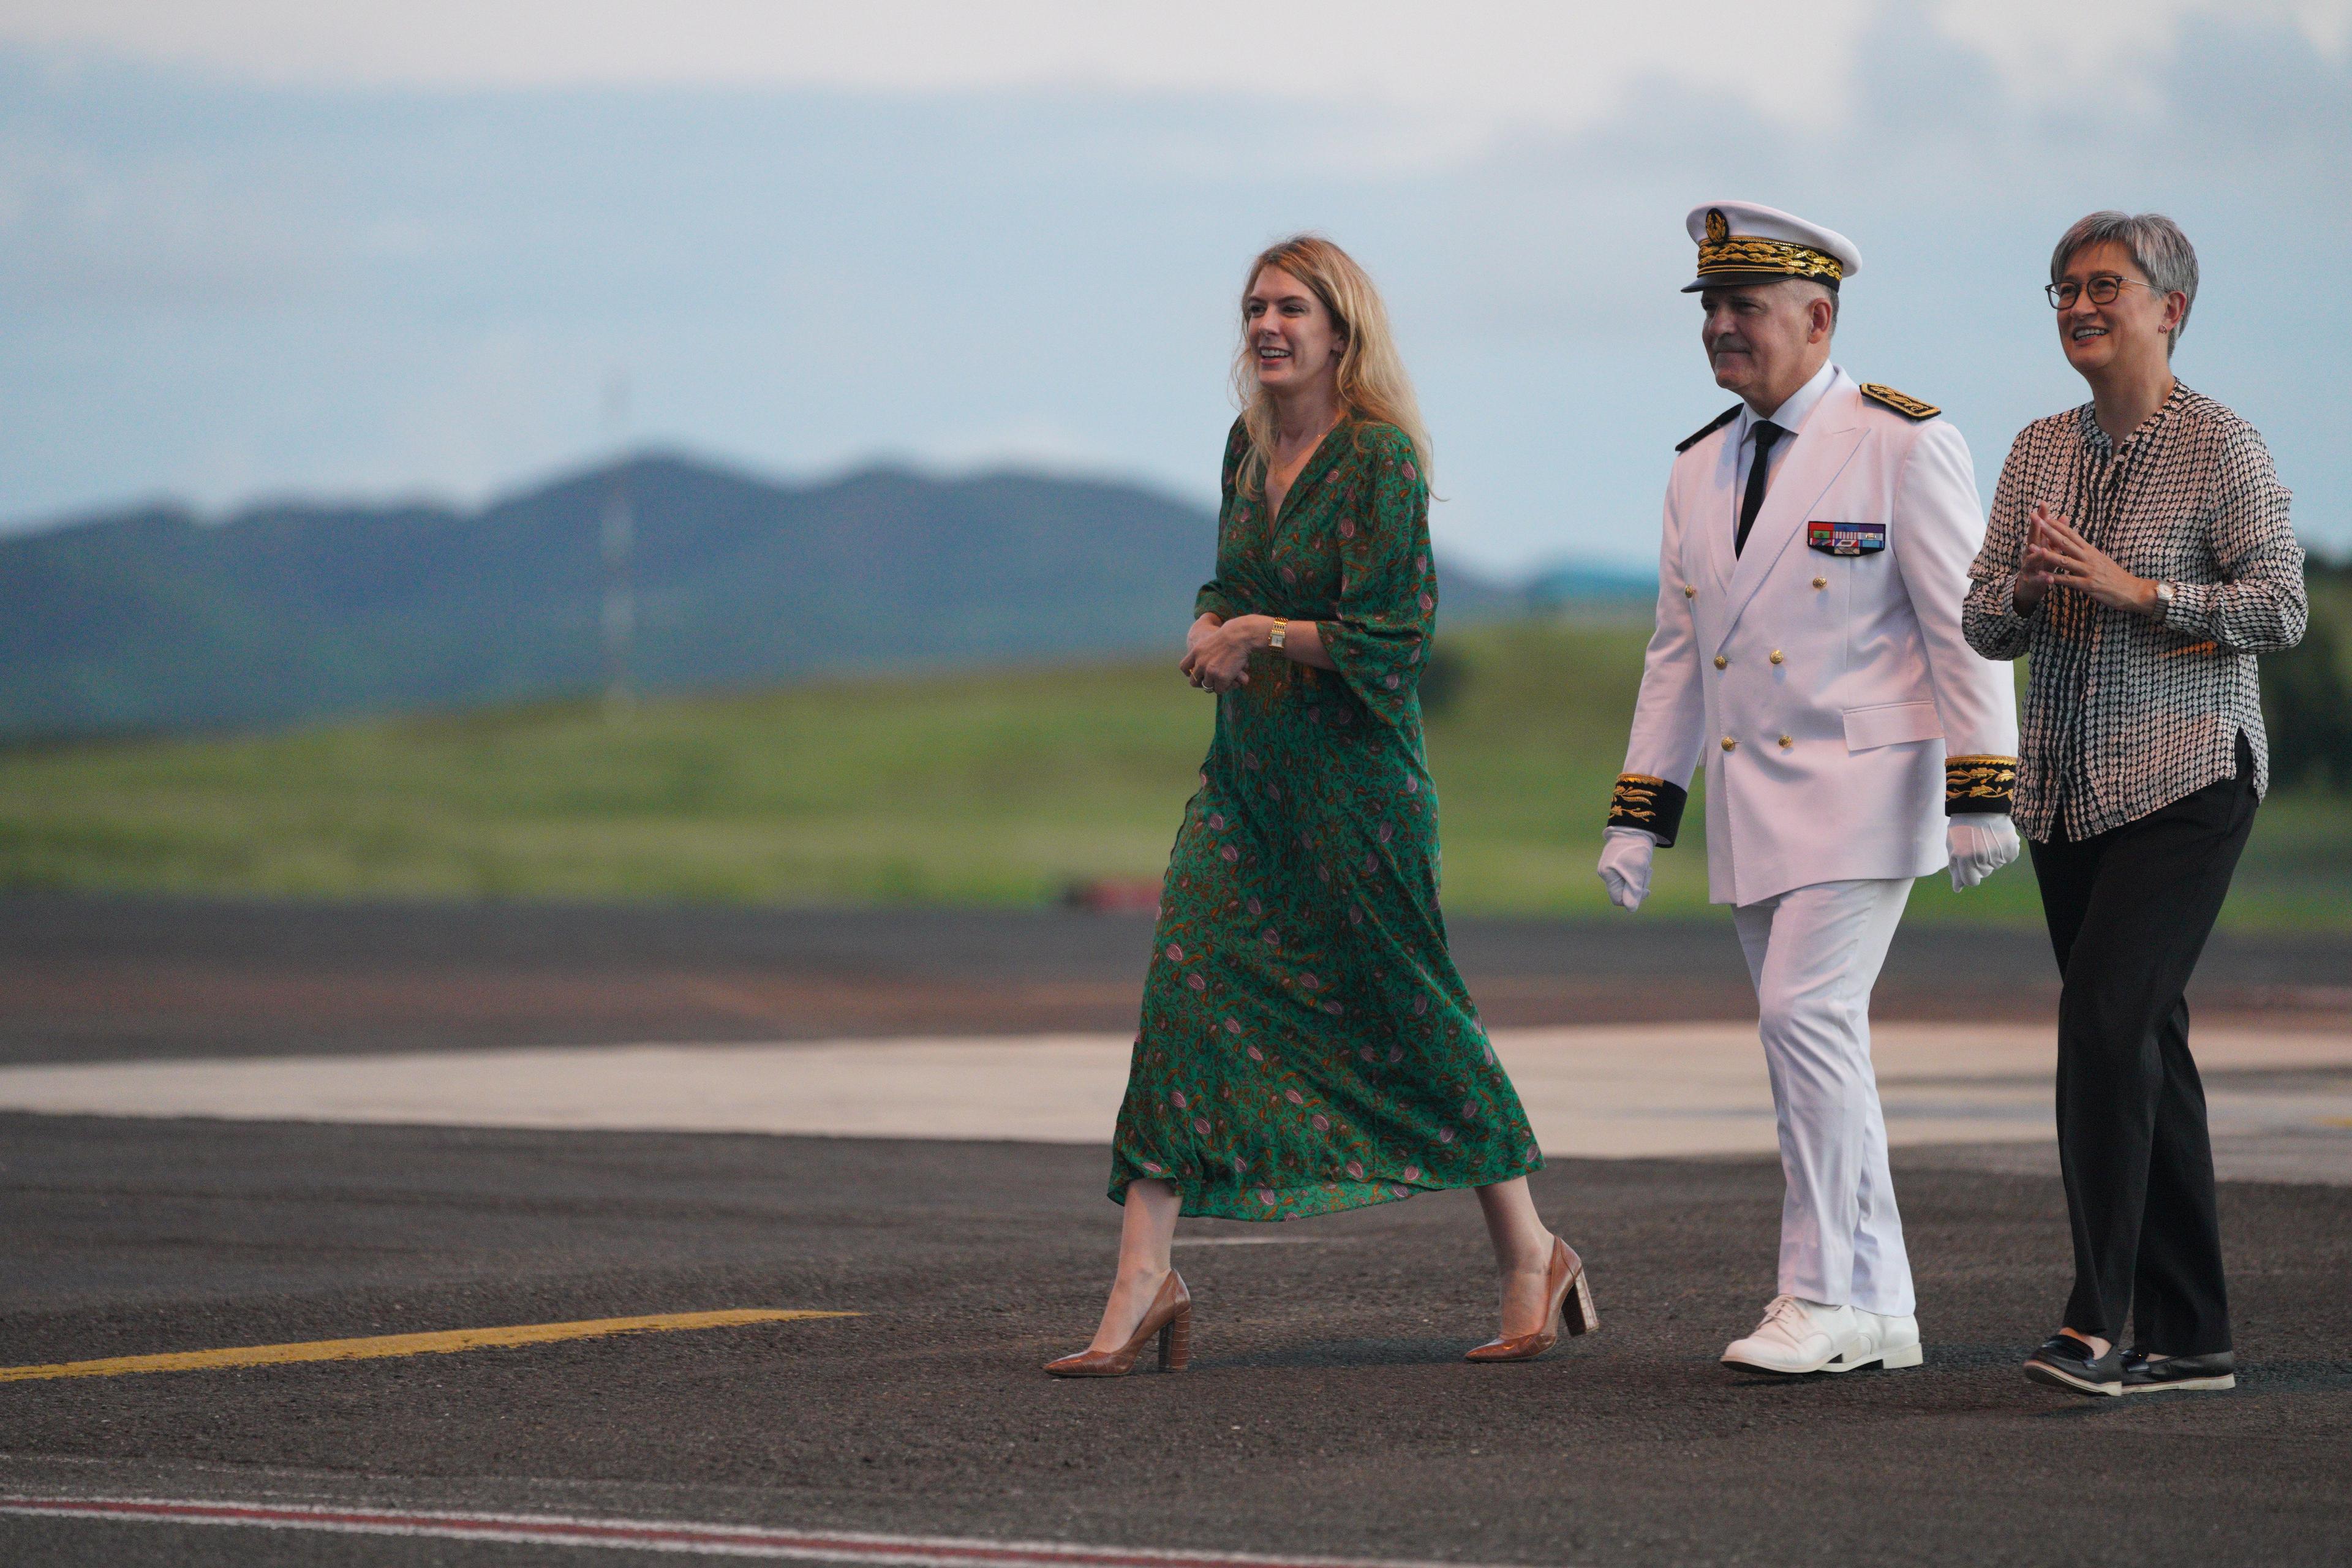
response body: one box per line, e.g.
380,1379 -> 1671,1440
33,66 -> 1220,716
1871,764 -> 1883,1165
0,1308 -> 861,1384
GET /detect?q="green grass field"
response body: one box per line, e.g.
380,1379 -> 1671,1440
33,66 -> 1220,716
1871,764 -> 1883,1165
0,616 -> 2344,927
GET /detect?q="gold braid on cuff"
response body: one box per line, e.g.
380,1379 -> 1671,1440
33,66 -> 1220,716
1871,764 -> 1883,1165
1609,773 -> 1687,848
1945,755 -> 2018,816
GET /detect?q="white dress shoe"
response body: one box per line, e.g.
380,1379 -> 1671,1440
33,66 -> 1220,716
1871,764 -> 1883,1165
1722,1295 -> 1858,1375
1828,1310 -> 1923,1372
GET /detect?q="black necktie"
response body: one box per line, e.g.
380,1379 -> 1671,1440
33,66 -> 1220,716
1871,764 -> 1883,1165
1735,420 -> 1784,557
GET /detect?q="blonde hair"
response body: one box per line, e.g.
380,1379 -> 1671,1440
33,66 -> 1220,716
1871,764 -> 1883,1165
1229,234 -> 1432,496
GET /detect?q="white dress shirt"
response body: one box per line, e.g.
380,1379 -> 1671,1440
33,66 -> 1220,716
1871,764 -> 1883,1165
1731,357 -> 1838,527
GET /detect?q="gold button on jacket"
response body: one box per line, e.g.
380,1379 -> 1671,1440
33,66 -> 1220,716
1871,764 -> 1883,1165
1683,584 -> 1696,598
1721,736 -> 1738,752
1778,734 -> 1793,748
1812,576 -> 1828,589
1770,650 -> 1784,665
1713,655 -> 1728,669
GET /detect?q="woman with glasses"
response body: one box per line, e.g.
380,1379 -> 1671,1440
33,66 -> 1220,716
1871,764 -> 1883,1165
1963,212 -> 2306,1397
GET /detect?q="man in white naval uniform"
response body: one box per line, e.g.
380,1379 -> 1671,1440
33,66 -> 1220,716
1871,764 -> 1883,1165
1599,203 -> 2021,1375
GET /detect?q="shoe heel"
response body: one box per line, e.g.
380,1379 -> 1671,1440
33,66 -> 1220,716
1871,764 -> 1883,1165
1563,1269 -> 1599,1337
1159,1306 -> 1192,1372
1880,1343 -> 1923,1370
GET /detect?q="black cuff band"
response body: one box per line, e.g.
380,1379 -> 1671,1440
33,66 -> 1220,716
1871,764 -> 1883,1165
1610,774 -> 1687,847
1945,755 -> 2017,816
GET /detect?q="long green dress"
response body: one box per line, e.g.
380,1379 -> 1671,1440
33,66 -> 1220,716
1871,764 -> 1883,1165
1108,417 -> 1542,1221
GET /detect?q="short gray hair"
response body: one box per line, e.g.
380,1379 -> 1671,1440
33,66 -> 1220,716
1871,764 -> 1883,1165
1803,278 -> 1839,336
1754,277 -> 1837,335
2050,211 -> 2199,355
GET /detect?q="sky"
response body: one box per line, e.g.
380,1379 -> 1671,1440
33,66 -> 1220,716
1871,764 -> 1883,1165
2,1 -> 2348,573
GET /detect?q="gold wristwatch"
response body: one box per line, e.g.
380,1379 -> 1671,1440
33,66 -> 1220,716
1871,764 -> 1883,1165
1269,618 -> 1289,650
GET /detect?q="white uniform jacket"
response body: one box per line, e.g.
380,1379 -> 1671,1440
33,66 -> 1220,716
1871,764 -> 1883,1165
1615,367 -> 2019,907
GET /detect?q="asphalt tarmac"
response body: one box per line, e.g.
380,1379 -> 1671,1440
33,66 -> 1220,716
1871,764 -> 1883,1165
4,898 -> 2349,1566
4,1113 -> 2351,1567
5,895 -> 2348,1063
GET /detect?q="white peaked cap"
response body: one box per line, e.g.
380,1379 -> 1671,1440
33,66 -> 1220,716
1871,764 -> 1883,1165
1681,201 -> 1861,292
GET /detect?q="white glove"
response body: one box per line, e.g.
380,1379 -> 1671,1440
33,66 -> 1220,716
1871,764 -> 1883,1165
1948,815 -> 2021,891
1596,827 -> 1656,911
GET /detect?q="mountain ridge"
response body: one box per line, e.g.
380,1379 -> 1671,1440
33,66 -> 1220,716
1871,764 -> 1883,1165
1,450 -> 1574,741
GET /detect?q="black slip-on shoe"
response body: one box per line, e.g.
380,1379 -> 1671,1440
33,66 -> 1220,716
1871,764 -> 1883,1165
2024,1333 -> 2123,1397
2122,1349 -> 2237,1393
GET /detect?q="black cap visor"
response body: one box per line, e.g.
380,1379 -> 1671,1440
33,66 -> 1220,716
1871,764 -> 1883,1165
1683,271 -> 1841,294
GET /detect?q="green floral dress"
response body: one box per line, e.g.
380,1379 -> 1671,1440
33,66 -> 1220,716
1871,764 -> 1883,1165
1108,418 -> 1542,1221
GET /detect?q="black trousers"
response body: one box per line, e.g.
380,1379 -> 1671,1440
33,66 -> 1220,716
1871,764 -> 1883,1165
2027,734 -> 2256,1355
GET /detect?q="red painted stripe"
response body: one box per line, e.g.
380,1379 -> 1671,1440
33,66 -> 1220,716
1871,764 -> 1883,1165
0,1495 -> 1508,1568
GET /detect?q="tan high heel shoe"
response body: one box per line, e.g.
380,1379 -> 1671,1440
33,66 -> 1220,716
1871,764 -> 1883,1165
1044,1272 -> 1193,1377
1464,1236 -> 1597,1363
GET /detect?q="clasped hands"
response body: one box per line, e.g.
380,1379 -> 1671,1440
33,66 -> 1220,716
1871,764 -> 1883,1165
2013,502 -> 2163,618
1181,613 -> 1259,693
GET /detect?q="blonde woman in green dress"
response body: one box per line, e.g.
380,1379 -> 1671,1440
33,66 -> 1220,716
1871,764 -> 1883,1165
1046,236 -> 1595,1377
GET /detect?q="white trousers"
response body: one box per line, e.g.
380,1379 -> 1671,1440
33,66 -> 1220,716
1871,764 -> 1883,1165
1732,877 -> 1915,1316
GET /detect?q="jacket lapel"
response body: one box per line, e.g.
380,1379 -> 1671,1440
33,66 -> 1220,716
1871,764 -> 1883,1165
1714,374 -> 1864,649
1705,430 -> 1740,595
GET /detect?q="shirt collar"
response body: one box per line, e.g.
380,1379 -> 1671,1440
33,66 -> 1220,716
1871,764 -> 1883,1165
2078,379 -> 2190,459
1736,358 -> 1838,448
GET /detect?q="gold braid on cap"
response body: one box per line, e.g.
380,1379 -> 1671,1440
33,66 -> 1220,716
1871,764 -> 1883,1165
1944,755 -> 2018,816
1695,236 -> 1844,285
1610,774 -> 1687,848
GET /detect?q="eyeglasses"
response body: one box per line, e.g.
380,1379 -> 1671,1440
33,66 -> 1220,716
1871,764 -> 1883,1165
2045,275 -> 2160,310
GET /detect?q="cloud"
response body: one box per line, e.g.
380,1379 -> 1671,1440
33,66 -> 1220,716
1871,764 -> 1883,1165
6,0 -> 2343,138
1928,0 -> 2350,108
0,3 -> 2344,573
0,111 -> 339,309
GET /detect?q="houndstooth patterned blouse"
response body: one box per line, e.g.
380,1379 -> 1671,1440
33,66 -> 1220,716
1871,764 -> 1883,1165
1963,383 -> 2306,843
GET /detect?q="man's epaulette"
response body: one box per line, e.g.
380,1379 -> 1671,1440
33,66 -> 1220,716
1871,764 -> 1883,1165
1675,405 -> 1742,453
1859,384 -> 1940,420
